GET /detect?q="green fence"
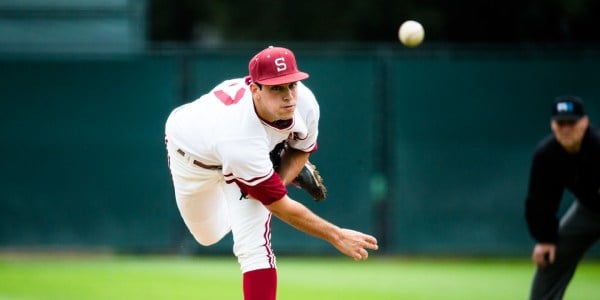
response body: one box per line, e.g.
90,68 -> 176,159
388,51 -> 600,255
1,46 -> 599,256
0,57 -> 178,250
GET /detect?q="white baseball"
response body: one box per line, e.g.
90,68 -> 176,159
398,20 -> 425,48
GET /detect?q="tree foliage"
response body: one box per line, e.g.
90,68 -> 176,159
148,0 -> 600,43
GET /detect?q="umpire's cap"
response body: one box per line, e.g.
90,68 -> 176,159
552,95 -> 585,121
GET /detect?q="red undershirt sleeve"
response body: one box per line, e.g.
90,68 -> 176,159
235,172 -> 287,205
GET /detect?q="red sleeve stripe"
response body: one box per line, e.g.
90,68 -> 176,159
234,172 -> 287,205
294,142 -> 318,153
224,169 -> 274,185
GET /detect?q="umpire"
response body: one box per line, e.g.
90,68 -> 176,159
525,95 -> 600,299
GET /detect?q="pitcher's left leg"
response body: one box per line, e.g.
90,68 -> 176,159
222,183 -> 277,299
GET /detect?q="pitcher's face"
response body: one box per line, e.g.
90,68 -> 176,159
252,82 -> 298,122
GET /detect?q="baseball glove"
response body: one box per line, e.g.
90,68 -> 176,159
292,161 -> 327,201
269,142 -> 327,201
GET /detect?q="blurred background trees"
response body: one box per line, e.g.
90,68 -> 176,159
148,0 -> 600,45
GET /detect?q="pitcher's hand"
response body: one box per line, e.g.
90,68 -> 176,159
333,228 -> 379,261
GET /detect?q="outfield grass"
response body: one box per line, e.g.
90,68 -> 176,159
0,255 -> 598,299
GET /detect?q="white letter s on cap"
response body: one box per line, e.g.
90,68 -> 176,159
275,57 -> 287,72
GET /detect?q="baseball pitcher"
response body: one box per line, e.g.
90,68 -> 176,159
164,46 -> 378,300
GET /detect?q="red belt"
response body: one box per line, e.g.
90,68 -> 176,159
176,149 -> 222,170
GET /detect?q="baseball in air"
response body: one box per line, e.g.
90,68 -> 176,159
398,20 -> 424,47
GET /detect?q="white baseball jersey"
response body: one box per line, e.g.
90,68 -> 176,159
166,77 -> 319,204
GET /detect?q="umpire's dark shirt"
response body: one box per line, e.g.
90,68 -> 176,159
525,126 -> 600,244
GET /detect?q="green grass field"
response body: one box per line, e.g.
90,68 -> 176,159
0,255 -> 598,299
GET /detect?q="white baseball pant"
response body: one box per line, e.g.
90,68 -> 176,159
165,139 -> 276,273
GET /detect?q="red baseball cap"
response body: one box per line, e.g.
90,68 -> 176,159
248,46 -> 309,85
